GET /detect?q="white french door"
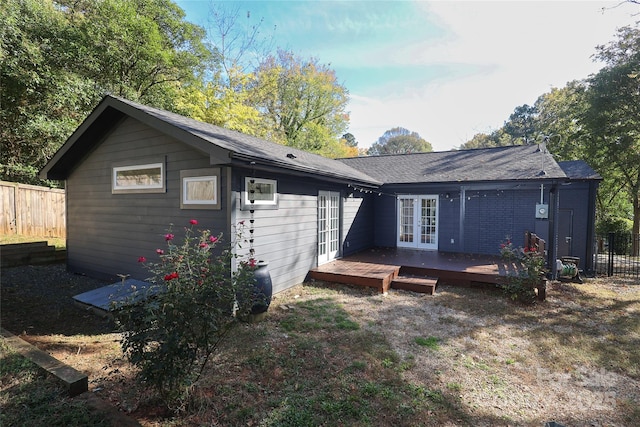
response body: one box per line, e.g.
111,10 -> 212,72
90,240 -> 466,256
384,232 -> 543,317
318,191 -> 341,264
397,195 -> 438,250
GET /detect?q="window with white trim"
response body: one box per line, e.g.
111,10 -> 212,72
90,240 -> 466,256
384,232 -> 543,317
181,168 -> 221,209
112,162 -> 165,193
244,177 -> 277,207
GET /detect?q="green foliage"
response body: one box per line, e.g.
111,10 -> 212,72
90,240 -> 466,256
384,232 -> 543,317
176,71 -> 273,139
368,127 -> 432,155
0,0 -> 99,183
414,336 -> 440,350
499,238 -> 545,304
0,340 -> 109,426
459,129 -> 511,149
113,220 -> 259,406
597,215 -> 633,236
583,25 -> 640,242
503,104 -> 538,145
0,0 -> 210,184
253,49 -> 351,155
534,81 -> 588,161
62,0 -> 210,106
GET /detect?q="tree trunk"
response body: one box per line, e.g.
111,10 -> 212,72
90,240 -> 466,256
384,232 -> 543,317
633,192 -> 639,257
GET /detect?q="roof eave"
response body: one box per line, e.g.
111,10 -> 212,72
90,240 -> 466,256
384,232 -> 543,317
39,101 -> 126,180
230,154 -> 381,188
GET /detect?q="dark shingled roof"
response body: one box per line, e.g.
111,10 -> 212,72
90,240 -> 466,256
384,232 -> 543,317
338,145 -> 568,184
558,160 -> 602,180
40,96 -> 380,186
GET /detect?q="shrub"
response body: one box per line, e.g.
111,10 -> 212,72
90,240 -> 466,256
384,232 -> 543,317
113,220 -> 259,406
499,237 -> 545,304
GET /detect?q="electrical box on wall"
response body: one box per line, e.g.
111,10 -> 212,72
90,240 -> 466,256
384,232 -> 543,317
536,203 -> 549,219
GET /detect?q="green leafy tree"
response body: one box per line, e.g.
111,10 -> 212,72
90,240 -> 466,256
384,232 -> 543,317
533,81 -> 588,160
459,129 -> 511,150
0,0 -> 96,184
59,0 -> 210,109
342,133 -> 358,147
0,0 -> 210,185
176,68 -> 273,139
368,127 -> 432,155
503,104 -> 538,145
253,49 -> 350,154
582,25 -> 640,251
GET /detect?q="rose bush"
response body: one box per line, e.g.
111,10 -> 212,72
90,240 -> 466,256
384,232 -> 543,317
113,220 -> 259,407
500,237 -> 546,304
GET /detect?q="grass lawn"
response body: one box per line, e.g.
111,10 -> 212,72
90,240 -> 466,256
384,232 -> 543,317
1,266 -> 638,426
0,234 -> 66,248
0,340 -> 109,427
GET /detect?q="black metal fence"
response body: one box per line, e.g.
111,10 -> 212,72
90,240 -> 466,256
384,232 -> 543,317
594,232 -> 640,277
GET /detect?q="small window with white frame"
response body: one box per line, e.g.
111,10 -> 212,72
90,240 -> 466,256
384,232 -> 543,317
181,168 -> 221,210
112,162 -> 165,194
244,177 -> 277,208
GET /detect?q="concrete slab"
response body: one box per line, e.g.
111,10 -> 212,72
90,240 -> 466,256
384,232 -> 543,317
73,279 -> 159,312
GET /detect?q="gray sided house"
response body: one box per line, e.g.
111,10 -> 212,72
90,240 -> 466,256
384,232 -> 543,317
40,96 -> 379,293
41,96 -> 600,293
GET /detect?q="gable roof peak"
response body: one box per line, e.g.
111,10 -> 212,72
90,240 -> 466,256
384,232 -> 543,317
40,95 -> 380,186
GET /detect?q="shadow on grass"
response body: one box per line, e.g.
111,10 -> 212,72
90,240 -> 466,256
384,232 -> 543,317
172,288 -> 531,427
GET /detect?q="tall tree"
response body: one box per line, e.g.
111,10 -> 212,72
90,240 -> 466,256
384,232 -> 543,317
342,133 -> 358,148
0,0 -> 96,184
503,104 -> 538,145
582,25 -> 640,250
61,0 -> 210,109
459,129 -> 510,150
533,81 -> 588,160
254,49 -> 350,155
205,4 -> 274,89
368,127 -> 432,155
0,0 -> 210,184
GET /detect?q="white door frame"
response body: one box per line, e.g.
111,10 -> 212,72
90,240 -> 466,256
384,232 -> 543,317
318,190 -> 341,264
397,195 -> 438,250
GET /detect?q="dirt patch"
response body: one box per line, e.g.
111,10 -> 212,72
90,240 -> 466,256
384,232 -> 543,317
2,265 -> 639,426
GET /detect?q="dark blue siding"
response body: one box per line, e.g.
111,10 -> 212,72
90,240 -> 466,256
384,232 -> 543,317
343,193 -> 374,256
373,194 -> 397,247
558,182 -> 592,269
370,184 -> 557,256
463,188 -> 548,254
438,192 -> 460,252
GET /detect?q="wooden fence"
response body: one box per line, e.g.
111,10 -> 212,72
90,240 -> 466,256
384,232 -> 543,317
0,181 -> 66,238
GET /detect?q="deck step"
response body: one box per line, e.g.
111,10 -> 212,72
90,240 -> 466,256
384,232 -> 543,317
391,276 -> 438,295
309,261 -> 400,293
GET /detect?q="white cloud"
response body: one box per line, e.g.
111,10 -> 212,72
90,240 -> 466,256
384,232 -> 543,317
348,1 -> 637,151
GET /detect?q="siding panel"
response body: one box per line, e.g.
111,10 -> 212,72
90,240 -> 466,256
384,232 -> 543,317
66,117 -> 229,282
231,171 -> 351,293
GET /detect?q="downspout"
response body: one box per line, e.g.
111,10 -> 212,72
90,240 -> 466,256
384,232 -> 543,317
548,183 -> 560,278
459,187 -> 466,252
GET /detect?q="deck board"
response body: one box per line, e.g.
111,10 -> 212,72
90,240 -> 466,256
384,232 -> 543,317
311,260 -> 399,292
309,248 -> 518,294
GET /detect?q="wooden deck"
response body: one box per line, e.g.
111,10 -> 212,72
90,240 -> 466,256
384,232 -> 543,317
309,247 -> 519,295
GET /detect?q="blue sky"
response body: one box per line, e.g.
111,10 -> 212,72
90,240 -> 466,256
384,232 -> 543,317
176,1 -> 638,151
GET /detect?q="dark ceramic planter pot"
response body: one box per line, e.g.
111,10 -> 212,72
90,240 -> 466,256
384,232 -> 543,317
251,261 -> 272,314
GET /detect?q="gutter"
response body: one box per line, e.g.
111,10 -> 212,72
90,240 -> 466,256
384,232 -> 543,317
229,154 -> 381,189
